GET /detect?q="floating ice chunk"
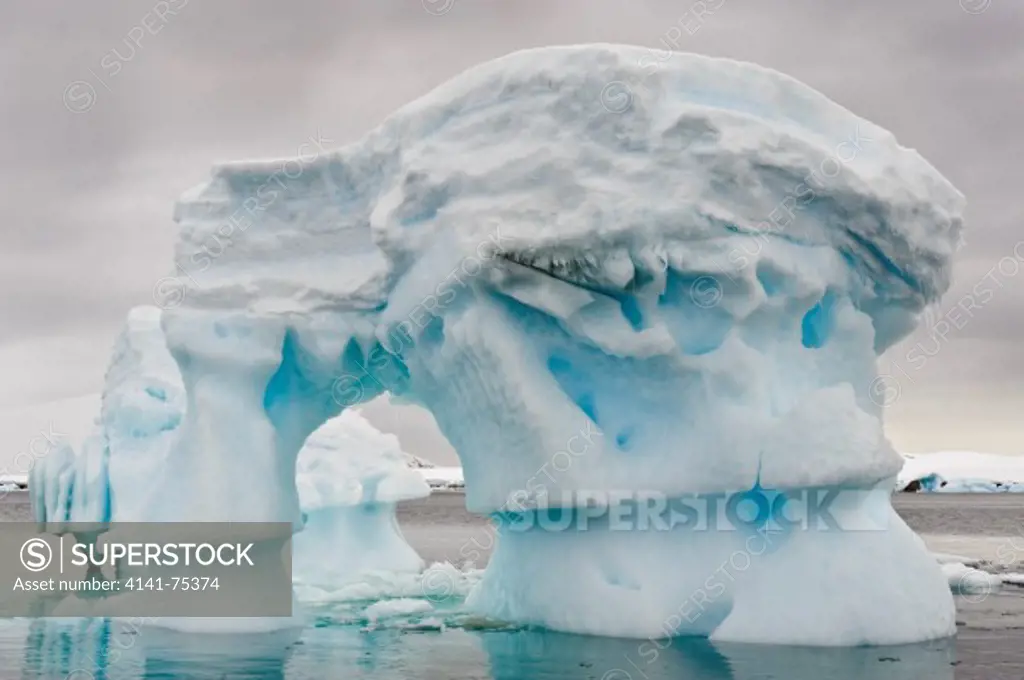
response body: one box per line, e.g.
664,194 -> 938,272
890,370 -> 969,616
1002,573 -> 1024,587
362,598 -> 433,623
941,562 -> 1002,596
294,563 -> 483,606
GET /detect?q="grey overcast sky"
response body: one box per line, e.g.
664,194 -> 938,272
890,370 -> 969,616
0,0 -> 1021,465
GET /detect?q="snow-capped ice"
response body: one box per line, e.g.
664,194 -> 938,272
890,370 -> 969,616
38,45 -> 965,644
898,451 -> 1024,492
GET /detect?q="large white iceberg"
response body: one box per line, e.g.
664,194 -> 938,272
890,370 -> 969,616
37,44 -> 963,645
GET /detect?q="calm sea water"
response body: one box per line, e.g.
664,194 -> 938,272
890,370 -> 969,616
0,492 -> 1021,679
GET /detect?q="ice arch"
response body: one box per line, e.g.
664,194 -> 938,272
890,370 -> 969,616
42,45 -> 963,645
29,306 -> 429,584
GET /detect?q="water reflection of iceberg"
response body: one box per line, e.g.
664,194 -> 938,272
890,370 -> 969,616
18,617 -> 957,679
480,629 -> 956,680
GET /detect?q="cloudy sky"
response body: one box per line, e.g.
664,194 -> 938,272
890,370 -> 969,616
1,0 -> 1021,467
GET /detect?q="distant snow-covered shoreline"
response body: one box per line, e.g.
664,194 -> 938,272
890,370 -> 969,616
897,451 -> 1024,493
412,451 -> 1024,495
414,466 -> 464,491
9,450 -> 1024,494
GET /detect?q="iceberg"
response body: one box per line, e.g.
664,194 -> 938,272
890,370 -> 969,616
898,451 -> 1024,492
27,306 -> 188,525
29,306 -> 428,593
37,44 -> 964,644
28,435 -> 108,529
293,410 -> 429,588
941,561 -> 1002,597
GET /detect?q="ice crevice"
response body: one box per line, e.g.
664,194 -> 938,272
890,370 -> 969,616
33,44 -> 964,645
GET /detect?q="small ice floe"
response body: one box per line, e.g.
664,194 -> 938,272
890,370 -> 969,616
1001,573 -> 1024,588
941,562 -> 1002,599
362,598 -> 433,625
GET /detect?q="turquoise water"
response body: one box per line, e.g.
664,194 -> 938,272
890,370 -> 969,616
0,563 -> 966,679
3,611 -> 959,679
